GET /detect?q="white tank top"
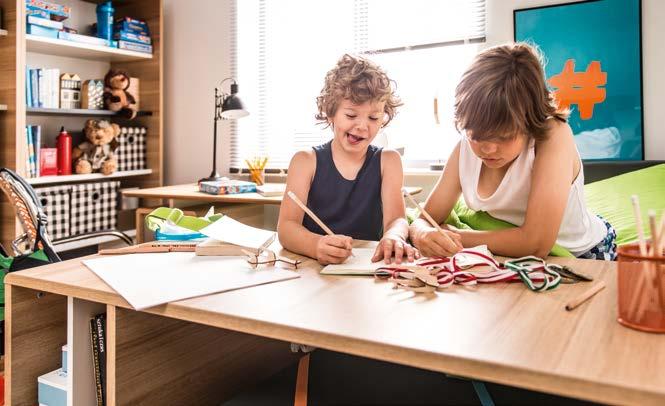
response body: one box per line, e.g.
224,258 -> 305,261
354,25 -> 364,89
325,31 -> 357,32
458,138 -> 607,256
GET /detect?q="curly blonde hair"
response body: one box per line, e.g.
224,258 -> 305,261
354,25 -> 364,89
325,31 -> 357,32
454,42 -> 568,142
316,54 -> 402,128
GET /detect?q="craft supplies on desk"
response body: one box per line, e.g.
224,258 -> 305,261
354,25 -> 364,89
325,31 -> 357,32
82,253 -> 300,310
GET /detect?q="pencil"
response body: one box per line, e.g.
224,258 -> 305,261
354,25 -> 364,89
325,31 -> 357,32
99,243 -> 197,255
565,282 -> 606,311
287,191 -> 334,235
631,195 -> 647,255
401,187 -> 444,234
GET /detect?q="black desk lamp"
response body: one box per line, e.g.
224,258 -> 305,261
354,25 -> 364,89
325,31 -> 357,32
199,78 -> 249,183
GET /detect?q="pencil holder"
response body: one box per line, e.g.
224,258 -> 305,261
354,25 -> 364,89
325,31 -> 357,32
617,242 -> 665,333
249,168 -> 265,186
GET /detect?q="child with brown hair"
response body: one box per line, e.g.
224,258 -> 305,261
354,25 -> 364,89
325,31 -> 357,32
410,42 -> 616,260
278,54 -> 418,264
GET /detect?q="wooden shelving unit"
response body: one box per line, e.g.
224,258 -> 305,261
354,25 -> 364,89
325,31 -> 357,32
26,107 -> 153,117
27,168 -> 153,186
0,0 -> 164,249
26,33 -> 153,62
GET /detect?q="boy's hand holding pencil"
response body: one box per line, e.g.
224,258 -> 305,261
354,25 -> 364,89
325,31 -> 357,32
402,188 -> 463,257
287,191 -> 354,264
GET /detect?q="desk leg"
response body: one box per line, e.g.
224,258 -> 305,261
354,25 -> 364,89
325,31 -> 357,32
5,285 -> 67,405
108,307 -> 300,405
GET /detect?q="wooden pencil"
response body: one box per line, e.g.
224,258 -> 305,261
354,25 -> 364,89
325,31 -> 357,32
287,191 -> 334,235
401,187 -> 444,234
565,282 -> 606,311
629,195 -> 649,321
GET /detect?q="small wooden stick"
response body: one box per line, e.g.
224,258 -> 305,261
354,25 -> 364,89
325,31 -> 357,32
629,196 -> 649,321
631,195 -> 647,255
99,243 -> 197,255
287,191 -> 334,235
565,282 -> 606,311
649,210 -> 665,310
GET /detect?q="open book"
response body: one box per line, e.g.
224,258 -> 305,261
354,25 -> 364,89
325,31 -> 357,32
321,248 -> 417,275
320,245 -> 494,275
197,215 -> 276,255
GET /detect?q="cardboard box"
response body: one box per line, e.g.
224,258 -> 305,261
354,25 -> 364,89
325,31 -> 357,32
38,369 -> 67,406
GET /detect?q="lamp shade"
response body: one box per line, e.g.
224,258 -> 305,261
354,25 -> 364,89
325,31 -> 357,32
221,94 -> 249,119
220,82 -> 249,119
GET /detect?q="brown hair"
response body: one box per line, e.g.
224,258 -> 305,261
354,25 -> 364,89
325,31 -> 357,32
316,54 -> 402,128
454,42 -> 568,142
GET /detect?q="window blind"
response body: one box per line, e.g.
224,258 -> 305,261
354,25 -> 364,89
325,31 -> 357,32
231,0 -> 486,171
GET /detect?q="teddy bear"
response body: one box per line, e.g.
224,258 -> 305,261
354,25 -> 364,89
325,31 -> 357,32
72,119 -> 120,175
103,68 -> 137,119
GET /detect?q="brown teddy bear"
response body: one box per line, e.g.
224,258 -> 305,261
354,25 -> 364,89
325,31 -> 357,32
72,119 -> 120,175
103,69 -> 137,119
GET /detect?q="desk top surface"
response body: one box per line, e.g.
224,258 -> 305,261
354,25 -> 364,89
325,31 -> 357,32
123,183 -> 422,204
6,243 -> 664,405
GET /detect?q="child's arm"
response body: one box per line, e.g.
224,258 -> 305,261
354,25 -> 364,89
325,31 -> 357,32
454,122 -> 578,258
277,151 -> 353,265
372,150 -> 418,264
409,143 -> 464,257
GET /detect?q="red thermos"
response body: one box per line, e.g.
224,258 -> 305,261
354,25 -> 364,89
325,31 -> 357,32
56,126 -> 72,175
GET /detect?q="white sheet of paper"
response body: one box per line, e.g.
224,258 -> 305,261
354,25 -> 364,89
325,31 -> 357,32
83,252 -> 299,310
199,216 -> 275,250
321,248 -> 417,275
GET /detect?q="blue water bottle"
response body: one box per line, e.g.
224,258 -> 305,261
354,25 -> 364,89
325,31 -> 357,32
96,1 -> 114,45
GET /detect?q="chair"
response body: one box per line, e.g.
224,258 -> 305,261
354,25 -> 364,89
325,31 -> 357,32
0,168 -> 132,259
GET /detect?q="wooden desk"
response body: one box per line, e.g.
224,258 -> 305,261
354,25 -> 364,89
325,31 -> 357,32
124,184 -> 423,242
5,245 -> 665,405
123,183 -> 423,206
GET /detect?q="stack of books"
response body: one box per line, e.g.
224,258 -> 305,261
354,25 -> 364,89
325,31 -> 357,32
26,66 -> 60,108
199,179 -> 257,195
24,125 -> 41,178
114,17 -> 152,54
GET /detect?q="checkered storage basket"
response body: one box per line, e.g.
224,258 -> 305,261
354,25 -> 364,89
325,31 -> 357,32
70,181 -> 119,236
34,185 -> 71,240
116,126 -> 147,171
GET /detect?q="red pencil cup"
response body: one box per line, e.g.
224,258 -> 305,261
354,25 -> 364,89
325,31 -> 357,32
617,242 -> 665,333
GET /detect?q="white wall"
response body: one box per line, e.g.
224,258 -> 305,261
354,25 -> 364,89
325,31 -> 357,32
163,0 -> 233,184
164,0 -> 665,187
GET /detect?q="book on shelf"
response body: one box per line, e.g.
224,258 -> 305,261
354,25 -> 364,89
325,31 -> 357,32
89,316 -> 104,406
27,67 -> 60,108
199,179 -> 257,195
256,183 -> 285,197
95,313 -> 107,406
117,40 -> 152,54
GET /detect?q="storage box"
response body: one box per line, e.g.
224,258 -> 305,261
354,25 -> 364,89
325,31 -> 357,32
27,23 -> 59,38
35,185 -> 71,240
38,368 -> 67,406
70,181 -> 119,235
116,127 -> 147,171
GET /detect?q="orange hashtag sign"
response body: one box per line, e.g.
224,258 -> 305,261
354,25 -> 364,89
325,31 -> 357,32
548,59 -> 607,120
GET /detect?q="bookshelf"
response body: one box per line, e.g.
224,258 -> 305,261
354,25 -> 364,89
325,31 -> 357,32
27,106 -> 153,116
0,0 -> 164,249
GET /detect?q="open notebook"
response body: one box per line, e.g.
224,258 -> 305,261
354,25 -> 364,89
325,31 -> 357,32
321,248 -> 417,275
320,246 -> 494,275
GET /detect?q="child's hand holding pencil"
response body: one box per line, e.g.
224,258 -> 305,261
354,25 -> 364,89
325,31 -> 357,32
286,190 -> 354,264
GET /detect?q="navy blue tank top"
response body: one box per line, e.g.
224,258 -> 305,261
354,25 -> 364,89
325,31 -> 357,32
302,141 -> 383,241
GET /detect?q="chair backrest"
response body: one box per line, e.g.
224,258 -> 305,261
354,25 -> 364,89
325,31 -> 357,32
0,168 -> 60,262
